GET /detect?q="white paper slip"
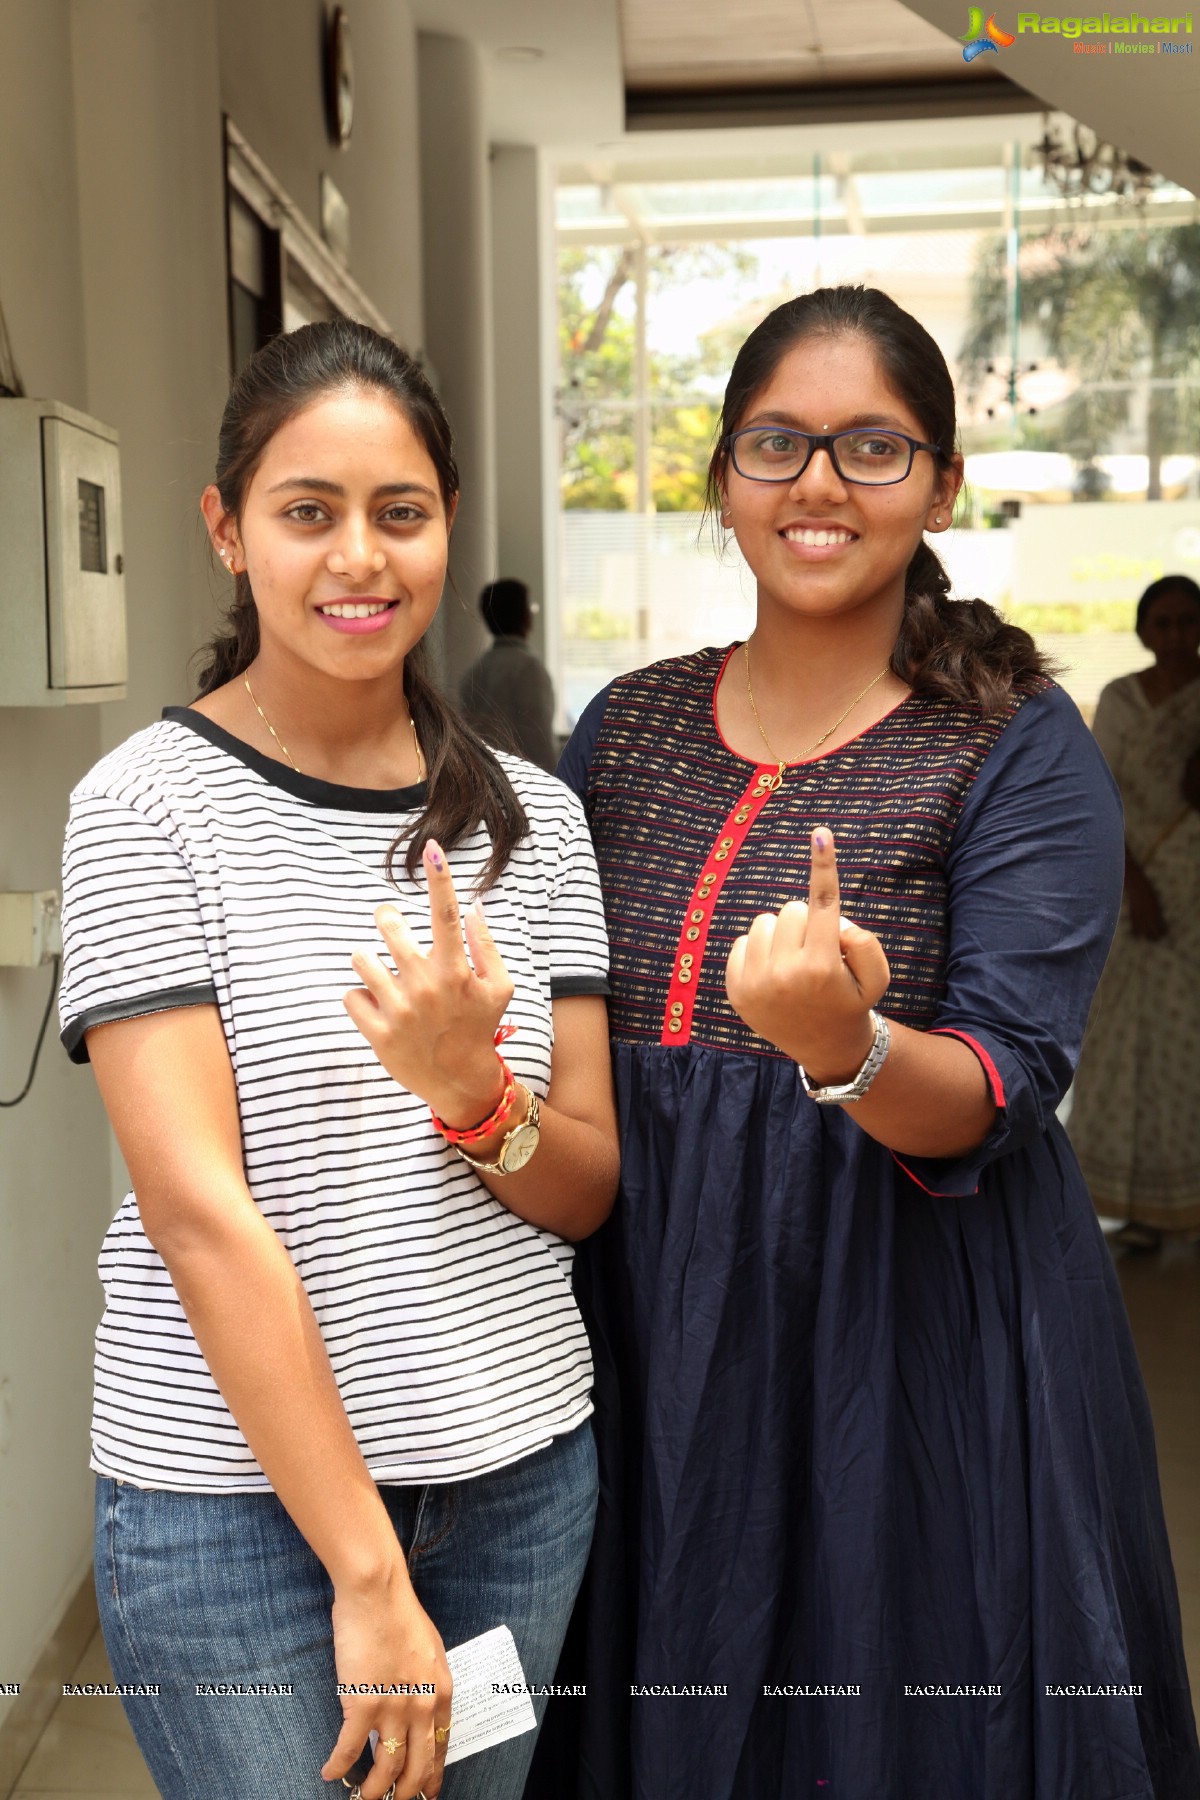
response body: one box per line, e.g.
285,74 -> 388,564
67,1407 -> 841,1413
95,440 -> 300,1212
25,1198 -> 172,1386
442,1624 -> 537,1766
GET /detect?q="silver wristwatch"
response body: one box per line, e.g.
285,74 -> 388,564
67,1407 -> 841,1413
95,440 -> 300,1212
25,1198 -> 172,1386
798,1011 -> 891,1104
454,1085 -> 541,1175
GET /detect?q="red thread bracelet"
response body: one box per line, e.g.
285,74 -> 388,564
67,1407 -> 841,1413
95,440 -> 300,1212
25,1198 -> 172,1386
430,1027 -> 519,1146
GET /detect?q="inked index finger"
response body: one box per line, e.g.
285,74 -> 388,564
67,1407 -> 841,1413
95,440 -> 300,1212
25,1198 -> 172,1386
423,838 -> 467,965
805,827 -> 843,956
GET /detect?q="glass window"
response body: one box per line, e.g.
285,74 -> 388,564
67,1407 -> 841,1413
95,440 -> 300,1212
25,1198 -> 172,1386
555,131 -> 1200,724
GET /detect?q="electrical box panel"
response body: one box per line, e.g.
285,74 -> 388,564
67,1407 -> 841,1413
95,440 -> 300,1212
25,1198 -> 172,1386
0,399 -> 127,705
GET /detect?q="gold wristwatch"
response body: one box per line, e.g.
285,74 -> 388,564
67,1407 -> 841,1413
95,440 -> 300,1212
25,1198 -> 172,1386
454,1085 -> 541,1175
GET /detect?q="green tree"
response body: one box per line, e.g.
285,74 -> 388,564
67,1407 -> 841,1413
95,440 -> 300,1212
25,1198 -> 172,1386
961,224 -> 1200,499
558,243 -> 756,510
558,247 -> 637,508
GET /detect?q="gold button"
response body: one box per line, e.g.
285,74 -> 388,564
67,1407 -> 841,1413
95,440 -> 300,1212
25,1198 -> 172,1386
690,909 -> 705,923
685,926 -> 700,941
714,849 -> 729,862
719,837 -> 734,848
680,954 -> 694,967
735,808 -> 751,823
677,970 -> 693,984
669,1000 -> 684,1016
667,1018 -> 683,1032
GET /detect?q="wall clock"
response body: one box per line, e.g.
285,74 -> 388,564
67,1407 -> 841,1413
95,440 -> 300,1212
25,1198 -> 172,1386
325,7 -> 354,150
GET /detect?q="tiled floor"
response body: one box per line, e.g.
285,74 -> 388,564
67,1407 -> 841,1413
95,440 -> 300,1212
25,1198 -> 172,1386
1112,1233 -> 1200,1702
9,1236 -> 1199,1795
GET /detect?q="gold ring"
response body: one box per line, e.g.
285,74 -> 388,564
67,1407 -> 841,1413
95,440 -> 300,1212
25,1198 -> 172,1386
380,1736 -> 402,1754
434,1724 -> 451,1744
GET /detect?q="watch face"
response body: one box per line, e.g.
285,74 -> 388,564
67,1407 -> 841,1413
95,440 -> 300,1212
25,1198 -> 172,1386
500,1123 -> 540,1173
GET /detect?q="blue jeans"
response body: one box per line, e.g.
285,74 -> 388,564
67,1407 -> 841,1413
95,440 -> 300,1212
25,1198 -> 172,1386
95,1422 -> 596,1799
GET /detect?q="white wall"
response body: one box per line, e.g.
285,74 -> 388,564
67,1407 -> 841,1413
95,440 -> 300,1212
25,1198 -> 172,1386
218,0 -> 425,351
71,0 -> 230,759
0,0 -> 113,1743
491,145 -> 561,690
419,32 -> 497,684
0,0 -> 426,1741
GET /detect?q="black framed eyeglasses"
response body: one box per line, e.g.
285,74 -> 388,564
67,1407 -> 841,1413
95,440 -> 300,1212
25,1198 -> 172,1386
725,426 -> 942,487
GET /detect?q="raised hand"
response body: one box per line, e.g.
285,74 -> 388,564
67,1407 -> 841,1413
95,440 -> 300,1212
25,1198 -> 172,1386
345,839 -> 515,1127
725,827 -> 890,1083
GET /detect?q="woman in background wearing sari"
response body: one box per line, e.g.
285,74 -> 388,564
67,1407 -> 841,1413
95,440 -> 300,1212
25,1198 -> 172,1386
1069,573 -> 1200,1248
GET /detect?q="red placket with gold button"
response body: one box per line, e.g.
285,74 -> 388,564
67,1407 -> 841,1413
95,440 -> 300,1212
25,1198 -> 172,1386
660,761 -> 785,1047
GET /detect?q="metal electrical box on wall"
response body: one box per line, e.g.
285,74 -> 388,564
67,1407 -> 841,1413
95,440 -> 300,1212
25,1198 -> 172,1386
0,398 -> 127,705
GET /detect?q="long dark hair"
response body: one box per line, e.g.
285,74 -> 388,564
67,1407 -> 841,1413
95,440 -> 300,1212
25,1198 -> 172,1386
195,320 -> 526,888
706,286 -> 1053,713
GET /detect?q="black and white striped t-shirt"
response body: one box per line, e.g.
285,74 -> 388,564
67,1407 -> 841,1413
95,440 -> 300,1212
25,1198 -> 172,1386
59,710 -> 610,1493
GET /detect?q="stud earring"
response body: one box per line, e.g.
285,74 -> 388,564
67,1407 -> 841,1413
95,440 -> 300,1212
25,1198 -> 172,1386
934,513 -> 943,525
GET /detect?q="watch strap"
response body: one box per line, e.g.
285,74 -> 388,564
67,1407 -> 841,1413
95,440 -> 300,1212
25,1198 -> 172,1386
798,1011 -> 891,1104
454,1086 -> 540,1174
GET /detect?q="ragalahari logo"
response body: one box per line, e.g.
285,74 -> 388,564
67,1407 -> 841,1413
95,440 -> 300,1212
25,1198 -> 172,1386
961,8 -> 1018,56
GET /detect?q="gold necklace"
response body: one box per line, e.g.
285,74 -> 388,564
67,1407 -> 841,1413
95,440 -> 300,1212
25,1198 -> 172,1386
743,641 -> 891,786
242,674 -> 426,782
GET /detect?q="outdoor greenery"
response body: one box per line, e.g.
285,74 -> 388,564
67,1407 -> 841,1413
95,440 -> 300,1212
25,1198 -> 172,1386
560,219 -> 1200,511
1006,600 -> 1138,635
557,244 -> 755,510
563,604 -> 634,640
961,224 -> 1200,499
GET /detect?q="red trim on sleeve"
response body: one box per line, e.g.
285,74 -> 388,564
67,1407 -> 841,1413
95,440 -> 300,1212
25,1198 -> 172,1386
889,1148 -> 981,1199
660,763 -> 784,1047
929,1027 -> 1006,1107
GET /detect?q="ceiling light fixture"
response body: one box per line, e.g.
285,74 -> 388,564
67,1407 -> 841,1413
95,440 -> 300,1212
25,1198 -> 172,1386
1033,115 -> 1158,203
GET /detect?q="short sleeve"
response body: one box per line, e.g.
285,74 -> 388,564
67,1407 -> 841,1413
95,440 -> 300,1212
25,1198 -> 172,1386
556,684 -> 612,804
545,787 -> 610,1001
892,687 -> 1124,1198
59,791 -> 217,1064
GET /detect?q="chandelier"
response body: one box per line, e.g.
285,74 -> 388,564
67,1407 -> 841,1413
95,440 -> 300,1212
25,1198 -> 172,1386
1032,116 -> 1158,203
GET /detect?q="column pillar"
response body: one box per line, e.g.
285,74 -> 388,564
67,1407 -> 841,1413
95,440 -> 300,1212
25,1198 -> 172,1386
417,32 -> 495,689
490,144 -> 559,696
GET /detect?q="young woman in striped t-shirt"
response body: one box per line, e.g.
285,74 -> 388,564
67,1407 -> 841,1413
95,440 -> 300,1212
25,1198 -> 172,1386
59,322 -> 618,1800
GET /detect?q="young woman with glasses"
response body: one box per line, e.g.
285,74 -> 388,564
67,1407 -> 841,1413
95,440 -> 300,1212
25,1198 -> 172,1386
544,287 -> 1199,1798
57,321 -> 618,1800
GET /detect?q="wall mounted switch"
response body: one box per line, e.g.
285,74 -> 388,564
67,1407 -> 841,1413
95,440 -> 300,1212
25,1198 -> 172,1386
0,891 -> 62,967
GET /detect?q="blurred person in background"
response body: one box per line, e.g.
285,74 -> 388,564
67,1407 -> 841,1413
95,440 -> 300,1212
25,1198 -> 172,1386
460,577 -> 557,771
1068,573 -> 1200,1251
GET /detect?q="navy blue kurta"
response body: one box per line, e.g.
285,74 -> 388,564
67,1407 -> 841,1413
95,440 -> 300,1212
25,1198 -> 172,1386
530,645 -> 1199,1800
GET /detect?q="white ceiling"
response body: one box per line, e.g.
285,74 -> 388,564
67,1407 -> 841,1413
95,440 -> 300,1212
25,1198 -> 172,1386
407,0 -> 623,145
558,109 -> 1051,189
407,0 -> 1198,194
620,0 -> 966,92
